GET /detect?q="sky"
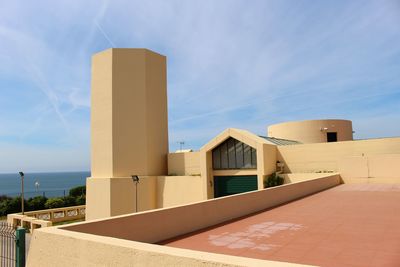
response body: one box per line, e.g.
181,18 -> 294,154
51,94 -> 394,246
0,0 -> 399,173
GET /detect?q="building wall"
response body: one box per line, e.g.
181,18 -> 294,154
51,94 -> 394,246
90,49 -> 113,178
86,176 -> 158,220
278,137 -> 400,183
91,48 -> 168,178
87,48 -> 169,220
167,152 -> 200,176
268,119 -> 353,143
157,176 -> 205,208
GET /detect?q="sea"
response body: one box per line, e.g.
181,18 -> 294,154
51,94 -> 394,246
0,171 -> 90,199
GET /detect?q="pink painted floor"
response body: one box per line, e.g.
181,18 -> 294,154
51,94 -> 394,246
162,184 -> 400,267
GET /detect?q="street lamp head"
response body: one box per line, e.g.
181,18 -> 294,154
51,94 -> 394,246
131,175 -> 140,183
19,171 -> 24,177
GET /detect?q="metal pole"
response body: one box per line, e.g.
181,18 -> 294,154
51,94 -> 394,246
131,175 -> 140,212
16,228 -> 26,267
19,172 -> 25,216
22,176 -> 24,215
135,182 -> 138,212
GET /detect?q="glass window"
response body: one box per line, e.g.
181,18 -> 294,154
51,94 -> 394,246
251,147 -> 257,167
228,138 -> 236,168
235,141 -> 244,168
220,142 -> 228,169
212,137 -> 257,170
243,144 -> 252,168
212,148 -> 221,169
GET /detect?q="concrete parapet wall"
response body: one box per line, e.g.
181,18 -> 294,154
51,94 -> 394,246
278,138 -> 400,178
7,205 -> 86,231
282,173 -> 338,184
27,227 -> 313,267
63,175 -> 340,244
24,205 -> 86,223
167,152 -> 200,176
8,214 -> 52,232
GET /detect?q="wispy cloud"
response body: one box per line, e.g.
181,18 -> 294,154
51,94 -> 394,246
0,0 -> 399,170
94,20 -> 115,48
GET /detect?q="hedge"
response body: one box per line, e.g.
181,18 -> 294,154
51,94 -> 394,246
0,185 -> 86,216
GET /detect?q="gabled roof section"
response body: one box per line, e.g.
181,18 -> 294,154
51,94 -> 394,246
200,128 -> 274,152
259,136 -> 301,146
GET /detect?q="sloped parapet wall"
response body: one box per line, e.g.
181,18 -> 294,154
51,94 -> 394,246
62,174 -> 340,244
27,226 -> 314,267
27,176 -> 338,267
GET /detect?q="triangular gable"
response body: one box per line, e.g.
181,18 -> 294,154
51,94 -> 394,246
200,128 -> 272,152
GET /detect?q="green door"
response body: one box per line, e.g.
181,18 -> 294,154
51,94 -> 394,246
214,175 -> 258,198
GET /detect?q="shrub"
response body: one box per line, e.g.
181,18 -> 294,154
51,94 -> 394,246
69,185 -> 86,197
264,173 -> 284,188
0,199 -> 11,216
0,197 -> 29,215
27,196 -> 48,211
75,195 -> 86,205
63,196 -> 77,207
0,195 -> 11,202
45,198 -> 65,209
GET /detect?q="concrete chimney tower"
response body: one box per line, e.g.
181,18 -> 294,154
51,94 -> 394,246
86,48 -> 168,220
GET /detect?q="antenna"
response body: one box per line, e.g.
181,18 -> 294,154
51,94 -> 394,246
177,141 -> 185,151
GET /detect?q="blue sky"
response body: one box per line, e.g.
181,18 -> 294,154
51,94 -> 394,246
0,0 -> 399,173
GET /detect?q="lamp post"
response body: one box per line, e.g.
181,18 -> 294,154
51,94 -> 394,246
18,172 -> 25,216
35,181 -> 40,195
131,175 -> 140,212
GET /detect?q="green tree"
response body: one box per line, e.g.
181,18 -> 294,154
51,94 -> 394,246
264,173 -> 285,188
0,198 -> 11,216
75,195 -> 86,205
0,197 -> 30,216
69,185 -> 86,197
45,198 -> 65,209
27,196 -> 48,211
63,196 -> 77,207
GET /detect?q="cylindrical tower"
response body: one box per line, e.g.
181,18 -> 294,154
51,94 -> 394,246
267,119 -> 353,144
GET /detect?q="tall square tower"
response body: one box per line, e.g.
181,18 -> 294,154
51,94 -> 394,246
86,48 -> 168,220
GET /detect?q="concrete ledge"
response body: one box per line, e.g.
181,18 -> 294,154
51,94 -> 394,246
283,172 -> 338,183
63,174 -> 340,244
7,214 -> 52,232
27,227 -> 314,267
7,205 -> 85,232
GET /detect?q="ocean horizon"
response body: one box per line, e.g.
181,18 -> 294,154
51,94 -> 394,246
0,171 -> 90,198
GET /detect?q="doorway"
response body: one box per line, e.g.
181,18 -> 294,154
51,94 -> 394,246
327,132 -> 337,142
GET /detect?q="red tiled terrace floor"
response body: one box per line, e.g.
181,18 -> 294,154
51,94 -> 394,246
162,184 -> 400,267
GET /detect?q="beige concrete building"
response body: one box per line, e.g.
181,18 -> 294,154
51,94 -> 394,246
85,48 -> 400,221
86,48 -> 168,220
27,48 -> 400,267
268,119 -> 353,143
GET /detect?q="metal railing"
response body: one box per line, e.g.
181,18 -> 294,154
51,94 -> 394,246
0,221 -> 25,267
3,189 -> 72,199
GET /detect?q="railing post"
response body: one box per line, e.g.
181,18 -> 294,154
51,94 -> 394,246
16,227 -> 26,267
